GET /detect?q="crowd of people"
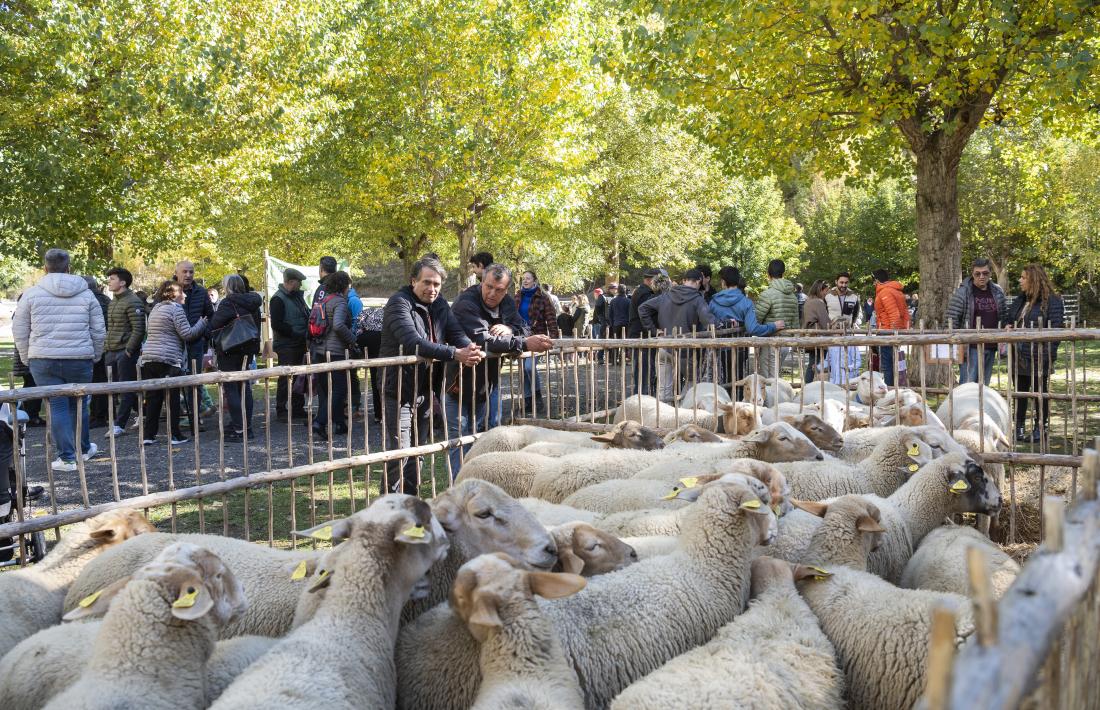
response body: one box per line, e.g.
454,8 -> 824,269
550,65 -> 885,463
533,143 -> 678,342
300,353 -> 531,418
10,247 -> 1065,483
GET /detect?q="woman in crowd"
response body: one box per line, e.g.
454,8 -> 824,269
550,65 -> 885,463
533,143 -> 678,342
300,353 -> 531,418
139,281 -> 207,445
309,270 -> 358,438
515,270 -> 559,414
1007,264 -> 1065,444
209,274 -> 263,442
801,279 -> 831,383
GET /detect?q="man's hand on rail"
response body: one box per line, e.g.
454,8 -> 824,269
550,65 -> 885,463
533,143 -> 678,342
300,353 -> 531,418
525,335 -> 553,353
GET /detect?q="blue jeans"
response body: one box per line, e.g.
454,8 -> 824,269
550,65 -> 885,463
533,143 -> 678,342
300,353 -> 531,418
445,393 -> 487,476
879,346 -> 896,387
592,322 -> 604,362
522,356 -> 542,404
28,359 -> 93,462
960,345 -> 996,385
487,383 -> 501,428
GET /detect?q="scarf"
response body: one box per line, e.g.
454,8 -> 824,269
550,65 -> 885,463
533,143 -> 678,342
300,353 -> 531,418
519,286 -> 538,324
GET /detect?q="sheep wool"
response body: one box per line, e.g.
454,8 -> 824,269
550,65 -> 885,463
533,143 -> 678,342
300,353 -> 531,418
520,497 -> 601,527
396,480 -> 774,710
561,477 -> 690,515
0,508 -> 154,659
610,557 -> 843,710
899,524 -> 1019,599
454,450 -> 558,498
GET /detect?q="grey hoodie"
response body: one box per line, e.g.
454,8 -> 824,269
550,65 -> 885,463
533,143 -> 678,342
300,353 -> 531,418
638,284 -> 715,334
13,273 -> 106,362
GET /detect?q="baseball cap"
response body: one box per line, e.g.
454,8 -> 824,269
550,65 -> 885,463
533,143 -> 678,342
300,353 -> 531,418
682,269 -> 704,281
642,268 -> 661,278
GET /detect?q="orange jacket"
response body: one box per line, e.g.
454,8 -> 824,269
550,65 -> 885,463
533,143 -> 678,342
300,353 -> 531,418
874,281 -> 910,330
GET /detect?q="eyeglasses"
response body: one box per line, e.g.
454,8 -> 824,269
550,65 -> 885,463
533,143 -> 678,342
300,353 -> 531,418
973,271 -> 991,277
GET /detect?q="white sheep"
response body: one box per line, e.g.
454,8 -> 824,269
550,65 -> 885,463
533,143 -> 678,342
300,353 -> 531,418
519,497 -> 601,527
451,553 -> 588,709
0,507 -> 155,659
761,398 -> 849,433
677,382 -> 733,410
403,479 -> 559,621
899,524 -> 1019,599
662,422 -> 725,444
774,428 -> 936,500
799,371 -> 888,407
613,393 -> 736,433
619,535 -> 679,560
548,521 -> 637,576
762,496 -> 886,572
736,374 -> 796,407
935,382 -> 1012,445
210,494 -> 450,710
798,565 -> 975,710
44,542 -> 247,710
836,424 -> 967,463
610,556 -> 844,710
395,479 -> 775,710
454,450 -> 556,498
465,422 -> 665,463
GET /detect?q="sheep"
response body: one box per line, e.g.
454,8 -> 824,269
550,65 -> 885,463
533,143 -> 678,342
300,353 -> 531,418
935,382 -> 1011,440
769,454 -> 1003,584
764,496 -> 887,572
210,494 -> 449,710
761,398 -> 849,434
610,556 -> 844,710
520,497 -> 601,527
548,521 -> 637,576
0,507 -> 155,659
464,422 -> 665,462
454,450 -> 556,498
678,381 -> 733,410
451,553 -> 588,709
43,542 -> 247,710
773,427 -> 937,500
899,524 -> 1019,599
798,566 -> 975,710
736,374 -> 796,406
764,411 -> 844,451
63,531 -> 327,638
528,422 -> 823,505
799,371 -> 889,407
403,479 -> 559,621
836,424 -> 968,464
521,420 -> 669,457
613,393 -> 748,434
395,479 -> 775,710
662,422 -> 724,444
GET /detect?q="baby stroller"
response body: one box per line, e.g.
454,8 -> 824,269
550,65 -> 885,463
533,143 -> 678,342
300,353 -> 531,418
0,403 -> 47,566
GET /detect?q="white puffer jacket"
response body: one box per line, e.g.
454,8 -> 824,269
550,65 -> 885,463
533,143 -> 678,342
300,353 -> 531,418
13,273 -> 106,362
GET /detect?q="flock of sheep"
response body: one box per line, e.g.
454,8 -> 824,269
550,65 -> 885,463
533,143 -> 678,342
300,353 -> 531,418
0,374 -> 1023,709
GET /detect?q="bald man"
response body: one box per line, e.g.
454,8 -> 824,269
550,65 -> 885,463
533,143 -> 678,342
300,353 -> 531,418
174,260 -> 214,392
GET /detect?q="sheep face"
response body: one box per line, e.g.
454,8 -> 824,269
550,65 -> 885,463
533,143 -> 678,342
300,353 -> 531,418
851,371 -> 889,403
916,426 -> 969,457
552,523 -> 637,576
943,458 -> 1003,516
786,413 -> 843,452
86,508 -> 157,545
696,481 -> 778,546
794,496 -> 886,564
741,422 -> 824,462
957,415 -> 1012,451
735,375 -> 768,406
717,401 -> 760,435
450,552 -> 586,643
665,424 -> 723,444
591,421 -> 665,450
434,480 -> 559,571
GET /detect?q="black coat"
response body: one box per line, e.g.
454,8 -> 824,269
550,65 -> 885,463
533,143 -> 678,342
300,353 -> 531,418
210,292 -> 263,356
609,294 -> 631,329
447,285 -> 531,404
628,284 -> 656,338
379,286 -> 472,403
1007,294 -> 1065,373
179,281 -> 214,364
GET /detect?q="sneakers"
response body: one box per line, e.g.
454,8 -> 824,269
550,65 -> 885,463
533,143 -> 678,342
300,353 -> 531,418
51,458 -> 77,472
143,438 -> 157,446
82,443 -> 98,461
170,436 -> 191,445
106,425 -> 126,438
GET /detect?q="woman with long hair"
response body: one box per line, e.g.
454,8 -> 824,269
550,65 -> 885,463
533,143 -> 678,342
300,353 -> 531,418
514,270 -> 560,414
1007,264 -> 1065,444
801,279 -> 831,383
209,274 -> 263,442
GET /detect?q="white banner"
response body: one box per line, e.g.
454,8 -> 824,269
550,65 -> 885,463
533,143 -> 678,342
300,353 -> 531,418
264,255 -> 323,305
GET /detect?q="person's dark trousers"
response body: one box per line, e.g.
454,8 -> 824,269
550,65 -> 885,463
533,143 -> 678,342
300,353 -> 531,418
313,352 -> 348,434
141,361 -> 186,440
607,325 -> 624,364
804,348 -> 824,384
89,357 -> 109,426
633,347 -> 656,395
879,346 -> 896,387
363,331 -> 383,421
383,394 -> 431,495
217,353 -> 255,434
20,373 -> 42,421
349,364 -> 362,413
1014,368 -> 1051,433
592,322 -> 604,363
104,350 -> 140,426
274,345 -> 307,417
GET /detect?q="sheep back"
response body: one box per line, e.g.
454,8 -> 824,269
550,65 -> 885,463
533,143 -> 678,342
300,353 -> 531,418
899,525 -> 1019,599
455,451 -> 558,498
562,478 -> 688,515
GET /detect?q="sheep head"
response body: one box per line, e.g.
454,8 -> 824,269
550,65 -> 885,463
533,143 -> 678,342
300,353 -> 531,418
433,480 -> 558,571
937,454 -> 1003,516
783,413 -> 843,452
86,508 -> 156,546
591,420 -> 665,450
549,522 -> 637,576
685,480 -> 777,547
740,421 -> 824,462
717,401 -> 760,435
750,556 -> 832,598
450,552 -> 586,643
664,423 -> 723,445
793,496 -> 886,567
956,414 -> 1012,451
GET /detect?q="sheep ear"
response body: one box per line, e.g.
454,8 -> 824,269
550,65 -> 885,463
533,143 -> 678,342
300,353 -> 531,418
529,571 -> 587,599
169,573 -> 216,621
792,499 -> 829,518
743,428 -> 770,443
467,596 -> 502,643
717,401 -> 734,413
556,545 -> 585,575
293,518 -> 351,543
672,485 -> 705,502
63,576 -> 131,621
793,564 -> 832,582
307,567 -> 333,593
856,515 -> 885,533
89,517 -> 143,544
590,432 -> 616,443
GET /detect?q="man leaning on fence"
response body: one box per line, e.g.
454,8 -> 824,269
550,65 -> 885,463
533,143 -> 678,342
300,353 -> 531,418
946,257 -> 1008,386
380,257 -> 483,495
12,248 -> 106,471
446,264 -> 553,475
639,268 -> 715,402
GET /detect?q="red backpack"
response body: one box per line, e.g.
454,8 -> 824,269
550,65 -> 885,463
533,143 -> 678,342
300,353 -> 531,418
309,293 -> 336,339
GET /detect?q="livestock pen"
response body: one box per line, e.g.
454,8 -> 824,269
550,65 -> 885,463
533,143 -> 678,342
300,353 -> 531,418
1,327 -> 1099,707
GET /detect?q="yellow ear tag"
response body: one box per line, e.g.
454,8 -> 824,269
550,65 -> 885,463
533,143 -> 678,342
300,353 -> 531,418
312,526 -> 333,541
78,589 -> 103,608
318,568 -> 330,579
950,480 -> 970,494
173,587 -> 199,609
679,477 -> 699,488
402,525 -> 426,539
908,463 -> 920,473
771,503 -> 782,516
908,444 -> 920,457
291,560 -> 308,581
810,566 -> 832,582
662,487 -> 682,500
740,499 -> 762,510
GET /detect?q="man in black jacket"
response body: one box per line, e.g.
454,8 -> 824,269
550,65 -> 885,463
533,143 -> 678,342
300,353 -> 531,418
628,268 -> 661,395
591,287 -> 607,363
174,260 -> 214,424
640,269 -> 716,401
269,267 -> 310,420
446,264 -> 552,475
380,257 -> 483,494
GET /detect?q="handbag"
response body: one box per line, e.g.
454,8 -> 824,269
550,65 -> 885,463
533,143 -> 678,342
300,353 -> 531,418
218,304 -> 260,354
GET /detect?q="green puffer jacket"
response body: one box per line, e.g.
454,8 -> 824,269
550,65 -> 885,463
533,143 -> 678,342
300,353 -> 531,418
754,278 -> 800,327
105,289 -> 146,354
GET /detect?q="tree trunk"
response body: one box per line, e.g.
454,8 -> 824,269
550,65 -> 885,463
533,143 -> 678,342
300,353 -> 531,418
455,219 -> 477,292
603,234 -> 620,286
914,146 -> 963,385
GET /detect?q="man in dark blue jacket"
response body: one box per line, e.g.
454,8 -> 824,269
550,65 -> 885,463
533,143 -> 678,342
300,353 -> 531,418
446,264 -> 552,475
379,257 -> 483,495
174,260 -> 214,424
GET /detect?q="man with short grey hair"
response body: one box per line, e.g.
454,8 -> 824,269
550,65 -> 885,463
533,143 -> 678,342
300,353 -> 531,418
945,257 -> 1007,384
13,248 -> 106,471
